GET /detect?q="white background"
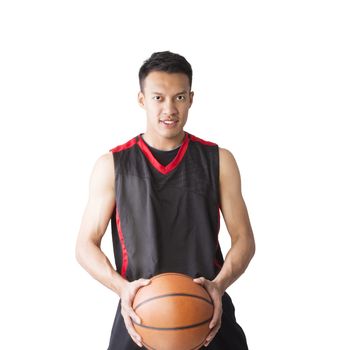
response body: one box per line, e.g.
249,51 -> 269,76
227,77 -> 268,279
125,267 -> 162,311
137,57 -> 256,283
1,1 -> 349,349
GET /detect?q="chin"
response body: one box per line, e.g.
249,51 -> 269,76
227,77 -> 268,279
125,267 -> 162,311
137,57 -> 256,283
159,128 -> 184,139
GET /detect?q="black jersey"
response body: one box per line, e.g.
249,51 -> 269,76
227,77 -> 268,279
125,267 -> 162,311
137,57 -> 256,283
107,132 -> 249,350
141,137 -> 181,166
109,131 -> 224,282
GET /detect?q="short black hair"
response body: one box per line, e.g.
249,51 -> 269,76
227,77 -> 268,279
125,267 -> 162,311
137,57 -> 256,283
139,51 -> 192,92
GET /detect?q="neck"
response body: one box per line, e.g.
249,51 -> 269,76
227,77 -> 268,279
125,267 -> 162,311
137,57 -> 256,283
142,131 -> 186,151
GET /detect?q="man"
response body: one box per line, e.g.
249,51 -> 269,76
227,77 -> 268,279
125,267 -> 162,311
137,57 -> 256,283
76,51 -> 255,349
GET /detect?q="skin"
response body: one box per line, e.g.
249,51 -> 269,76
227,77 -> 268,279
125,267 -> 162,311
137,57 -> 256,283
76,71 -> 255,348
137,71 -> 194,150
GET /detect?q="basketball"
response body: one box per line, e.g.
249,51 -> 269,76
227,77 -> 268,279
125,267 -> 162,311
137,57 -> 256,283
132,272 -> 213,350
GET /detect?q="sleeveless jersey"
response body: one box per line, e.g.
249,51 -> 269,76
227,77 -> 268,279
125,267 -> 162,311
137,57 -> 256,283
141,139 -> 180,166
109,131 -> 224,282
107,132 -> 250,350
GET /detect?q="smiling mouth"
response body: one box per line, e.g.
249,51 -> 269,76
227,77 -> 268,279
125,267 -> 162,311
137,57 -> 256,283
160,120 -> 179,126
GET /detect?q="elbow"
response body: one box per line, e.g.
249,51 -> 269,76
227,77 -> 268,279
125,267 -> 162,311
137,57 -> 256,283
75,244 -> 82,265
75,234 -> 99,268
250,233 -> 256,260
75,239 -> 85,267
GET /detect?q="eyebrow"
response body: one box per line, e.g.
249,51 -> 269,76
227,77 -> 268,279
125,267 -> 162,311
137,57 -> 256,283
151,90 -> 188,95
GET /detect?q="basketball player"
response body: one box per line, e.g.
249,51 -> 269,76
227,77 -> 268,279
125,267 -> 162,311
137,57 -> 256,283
76,51 -> 256,349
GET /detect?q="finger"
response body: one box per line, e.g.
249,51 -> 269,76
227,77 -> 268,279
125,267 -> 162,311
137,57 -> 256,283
124,314 -> 143,347
207,323 -> 220,339
131,334 -> 142,348
193,277 -> 206,285
122,304 -> 141,324
209,299 -> 222,329
129,308 -> 142,324
137,278 -> 151,287
122,307 -> 142,337
204,324 -> 221,347
205,334 -> 214,347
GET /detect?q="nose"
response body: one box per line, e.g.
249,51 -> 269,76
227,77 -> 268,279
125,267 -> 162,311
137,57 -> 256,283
162,98 -> 178,116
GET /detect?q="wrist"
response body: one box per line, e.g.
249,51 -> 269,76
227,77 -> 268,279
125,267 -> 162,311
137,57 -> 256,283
212,278 -> 226,297
113,275 -> 128,297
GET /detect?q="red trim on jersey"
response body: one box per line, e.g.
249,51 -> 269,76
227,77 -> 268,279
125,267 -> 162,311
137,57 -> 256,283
189,134 -> 217,146
109,137 -> 137,153
137,132 -> 190,175
116,207 -> 128,278
218,204 -> 221,234
214,259 -> 223,269
214,205 -> 223,270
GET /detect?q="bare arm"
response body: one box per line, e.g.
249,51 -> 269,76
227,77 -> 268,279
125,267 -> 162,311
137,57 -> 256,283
194,147 -> 255,347
212,147 -> 256,293
75,152 -> 149,347
75,152 -> 127,296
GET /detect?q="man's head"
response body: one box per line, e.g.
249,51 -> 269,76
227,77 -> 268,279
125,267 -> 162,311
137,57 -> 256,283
138,51 -> 194,146
138,51 -> 192,93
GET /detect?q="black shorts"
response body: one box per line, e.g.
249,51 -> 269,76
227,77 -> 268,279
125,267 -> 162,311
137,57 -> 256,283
107,292 -> 249,350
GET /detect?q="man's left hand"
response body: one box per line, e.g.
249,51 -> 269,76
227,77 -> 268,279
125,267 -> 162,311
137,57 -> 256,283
193,277 -> 224,347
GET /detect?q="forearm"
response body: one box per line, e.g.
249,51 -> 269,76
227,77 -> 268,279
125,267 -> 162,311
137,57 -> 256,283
213,232 -> 255,294
76,240 -> 127,297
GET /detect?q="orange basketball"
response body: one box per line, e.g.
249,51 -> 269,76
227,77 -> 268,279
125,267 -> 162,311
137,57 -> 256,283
132,272 -> 213,350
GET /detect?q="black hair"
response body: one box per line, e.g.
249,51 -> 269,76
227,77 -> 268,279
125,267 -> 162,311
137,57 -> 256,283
138,51 -> 192,92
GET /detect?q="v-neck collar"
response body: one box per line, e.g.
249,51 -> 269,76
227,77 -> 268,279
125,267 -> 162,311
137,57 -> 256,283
137,132 -> 190,175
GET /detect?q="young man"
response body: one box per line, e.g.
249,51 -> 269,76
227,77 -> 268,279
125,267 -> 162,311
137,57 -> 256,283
76,51 -> 255,349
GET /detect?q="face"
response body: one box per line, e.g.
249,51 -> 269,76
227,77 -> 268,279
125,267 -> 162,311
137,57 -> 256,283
138,71 -> 194,142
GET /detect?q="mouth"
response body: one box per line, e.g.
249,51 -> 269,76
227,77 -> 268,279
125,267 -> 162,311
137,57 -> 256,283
159,119 -> 179,127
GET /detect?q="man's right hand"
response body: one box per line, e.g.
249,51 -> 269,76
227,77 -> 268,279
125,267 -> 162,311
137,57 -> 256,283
120,278 -> 151,348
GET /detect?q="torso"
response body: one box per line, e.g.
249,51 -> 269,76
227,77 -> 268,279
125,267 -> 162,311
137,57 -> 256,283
109,132 -> 224,281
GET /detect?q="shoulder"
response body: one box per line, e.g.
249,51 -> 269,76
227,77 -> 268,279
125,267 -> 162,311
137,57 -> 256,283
219,147 -> 236,162
189,133 -> 217,146
90,152 -> 114,188
95,152 -> 114,170
218,147 -> 241,183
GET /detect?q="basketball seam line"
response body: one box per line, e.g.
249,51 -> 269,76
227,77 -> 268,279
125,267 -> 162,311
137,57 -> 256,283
133,317 -> 212,331
142,335 -> 208,350
133,292 -> 213,310
143,273 -> 213,302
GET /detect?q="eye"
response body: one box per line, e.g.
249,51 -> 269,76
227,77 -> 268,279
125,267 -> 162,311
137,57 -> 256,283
152,96 -> 162,101
177,95 -> 186,101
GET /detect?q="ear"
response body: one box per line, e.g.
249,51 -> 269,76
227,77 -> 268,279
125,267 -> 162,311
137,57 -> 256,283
138,91 -> 145,108
189,91 -> 194,108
